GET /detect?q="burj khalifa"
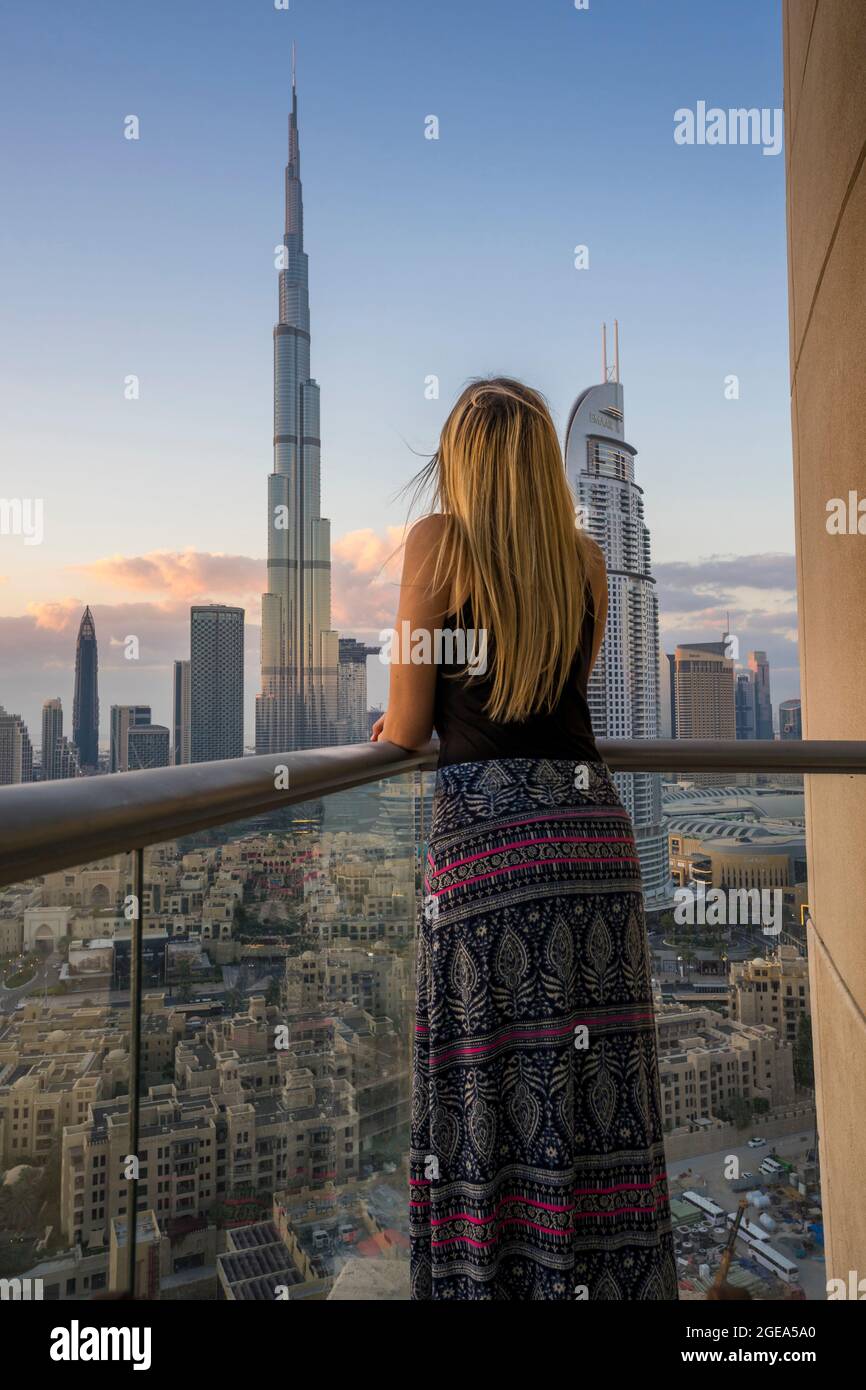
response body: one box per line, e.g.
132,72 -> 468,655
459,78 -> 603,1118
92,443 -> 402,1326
256,54 -> 340,753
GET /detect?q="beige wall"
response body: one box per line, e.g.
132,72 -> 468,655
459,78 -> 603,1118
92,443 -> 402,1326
784,0 -> 866,1283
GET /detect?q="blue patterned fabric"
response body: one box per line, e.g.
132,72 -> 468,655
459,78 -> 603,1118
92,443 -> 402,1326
409,757 -> 678,1301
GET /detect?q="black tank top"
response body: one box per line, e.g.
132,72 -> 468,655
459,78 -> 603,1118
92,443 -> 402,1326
434,582 -> 600,768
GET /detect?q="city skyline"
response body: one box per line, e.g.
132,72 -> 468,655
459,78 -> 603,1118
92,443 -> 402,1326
0,0 -> 798,742
0,0 -> 860,1318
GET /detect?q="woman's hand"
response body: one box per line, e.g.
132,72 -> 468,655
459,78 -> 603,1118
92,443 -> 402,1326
370,715 -> 386,742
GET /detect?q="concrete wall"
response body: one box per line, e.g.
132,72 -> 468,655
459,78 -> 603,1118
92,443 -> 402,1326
784,0 -> 866,1283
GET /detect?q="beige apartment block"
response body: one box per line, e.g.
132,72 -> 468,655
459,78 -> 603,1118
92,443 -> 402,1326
61,1068 -> 359,1248
284,946 -> 409,1021
0,1053 -> 110,1166
656,1004 -> 795,1131
0,994 -> 189,1167
784,0 -> 866,1280
0,913 -> 24,956
0,1001 -> 132,1166
730,946 -> 811,1044
108,1209 -> 218,1299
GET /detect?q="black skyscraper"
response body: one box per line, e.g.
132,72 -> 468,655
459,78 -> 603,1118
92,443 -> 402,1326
73,605 -> 99,769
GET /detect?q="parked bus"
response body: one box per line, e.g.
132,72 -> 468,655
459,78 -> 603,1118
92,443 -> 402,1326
726,1211 -> 770,1243
752,1242 -> 800,1284
681,1191 -> 726,1227
734,1227 -> 800,1284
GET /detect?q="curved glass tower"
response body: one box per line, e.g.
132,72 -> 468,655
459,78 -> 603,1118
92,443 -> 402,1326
564,349 -> 673,914
256,61 -> 339,753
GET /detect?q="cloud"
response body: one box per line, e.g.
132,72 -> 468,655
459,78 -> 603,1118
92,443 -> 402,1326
66,536 -> 409,641
332,527 -> 406,577
27,598 -> 85,632
331,526 -> 406,637
72,549 -> 265,602
653,551 -> 800,701
655,552 -> 796,614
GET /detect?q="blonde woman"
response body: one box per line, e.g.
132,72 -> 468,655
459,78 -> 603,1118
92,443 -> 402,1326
372,378 -> 676,1302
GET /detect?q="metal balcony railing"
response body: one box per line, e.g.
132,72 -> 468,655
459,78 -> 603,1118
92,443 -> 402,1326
1,734 -> 864,1296
1,737 -> 865,892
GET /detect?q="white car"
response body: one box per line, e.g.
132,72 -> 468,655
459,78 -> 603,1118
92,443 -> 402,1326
747,1137 -> 767,1148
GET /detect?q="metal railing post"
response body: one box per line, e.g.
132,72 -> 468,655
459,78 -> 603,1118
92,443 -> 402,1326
126,846 -> 143,1296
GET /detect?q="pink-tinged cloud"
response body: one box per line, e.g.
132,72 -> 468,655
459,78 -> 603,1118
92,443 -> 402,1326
332,527 -> 406,578
61,535 -> 410,643
71,550 -> 266,602
27,598 -> 85,632
331,527 -> 407,637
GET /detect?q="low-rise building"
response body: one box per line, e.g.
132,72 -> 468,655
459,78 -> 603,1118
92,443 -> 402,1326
655,1003 -> 795,1132
729,945 -> 811,1044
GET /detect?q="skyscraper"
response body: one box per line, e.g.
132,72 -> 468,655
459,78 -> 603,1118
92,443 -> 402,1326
735,670 -> 757,739
0,707 -> 33,785
671,642 -> 736,785
191,605 -> 244,763
734,651 -> 775,740
172,659 -> 191,765
779,698 -> 802,740
110,705 -> 153,773
256,58 -> 340,755
338,639 -> 379,743
72,605 -> 99,770
41,698 -> 64,781
749,649 -> 774,739
671,643 -> 736,739
564,326 -> 672,913
40,698 -> 79,780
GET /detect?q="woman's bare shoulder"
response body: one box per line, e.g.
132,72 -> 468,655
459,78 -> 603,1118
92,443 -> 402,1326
579,532 -> 607,576
406,513 -> 448,548
403,513 -> 449,574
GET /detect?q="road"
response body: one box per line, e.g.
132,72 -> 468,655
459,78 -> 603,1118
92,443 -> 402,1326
669,1131 -> 826,1300
0,951 -> 61,1014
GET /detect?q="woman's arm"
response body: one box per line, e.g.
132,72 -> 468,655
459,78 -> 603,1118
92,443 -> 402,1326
371,514 -> 449,749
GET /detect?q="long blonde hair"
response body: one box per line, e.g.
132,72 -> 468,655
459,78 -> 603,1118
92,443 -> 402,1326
412,377 -> 593,723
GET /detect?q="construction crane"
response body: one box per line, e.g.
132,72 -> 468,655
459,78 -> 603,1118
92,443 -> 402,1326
706,1198 -> 752,1300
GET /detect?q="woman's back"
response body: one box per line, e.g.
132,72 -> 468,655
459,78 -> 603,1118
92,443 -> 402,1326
434,581 -> 600,767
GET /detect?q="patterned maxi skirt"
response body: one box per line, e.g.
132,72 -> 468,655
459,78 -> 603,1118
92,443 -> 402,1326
409,757 -> 678,1301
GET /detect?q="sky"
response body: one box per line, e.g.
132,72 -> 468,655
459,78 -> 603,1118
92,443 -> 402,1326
0,0 -> 797,747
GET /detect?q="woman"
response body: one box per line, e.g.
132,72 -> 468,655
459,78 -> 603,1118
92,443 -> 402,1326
371,378 -> 677,1301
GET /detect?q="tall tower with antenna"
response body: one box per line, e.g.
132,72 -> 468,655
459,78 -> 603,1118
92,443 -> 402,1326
256,51 -> 340,753
564,325 -> 673,915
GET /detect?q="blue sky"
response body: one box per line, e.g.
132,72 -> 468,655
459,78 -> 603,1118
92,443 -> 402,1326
0,0 -> 796,741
